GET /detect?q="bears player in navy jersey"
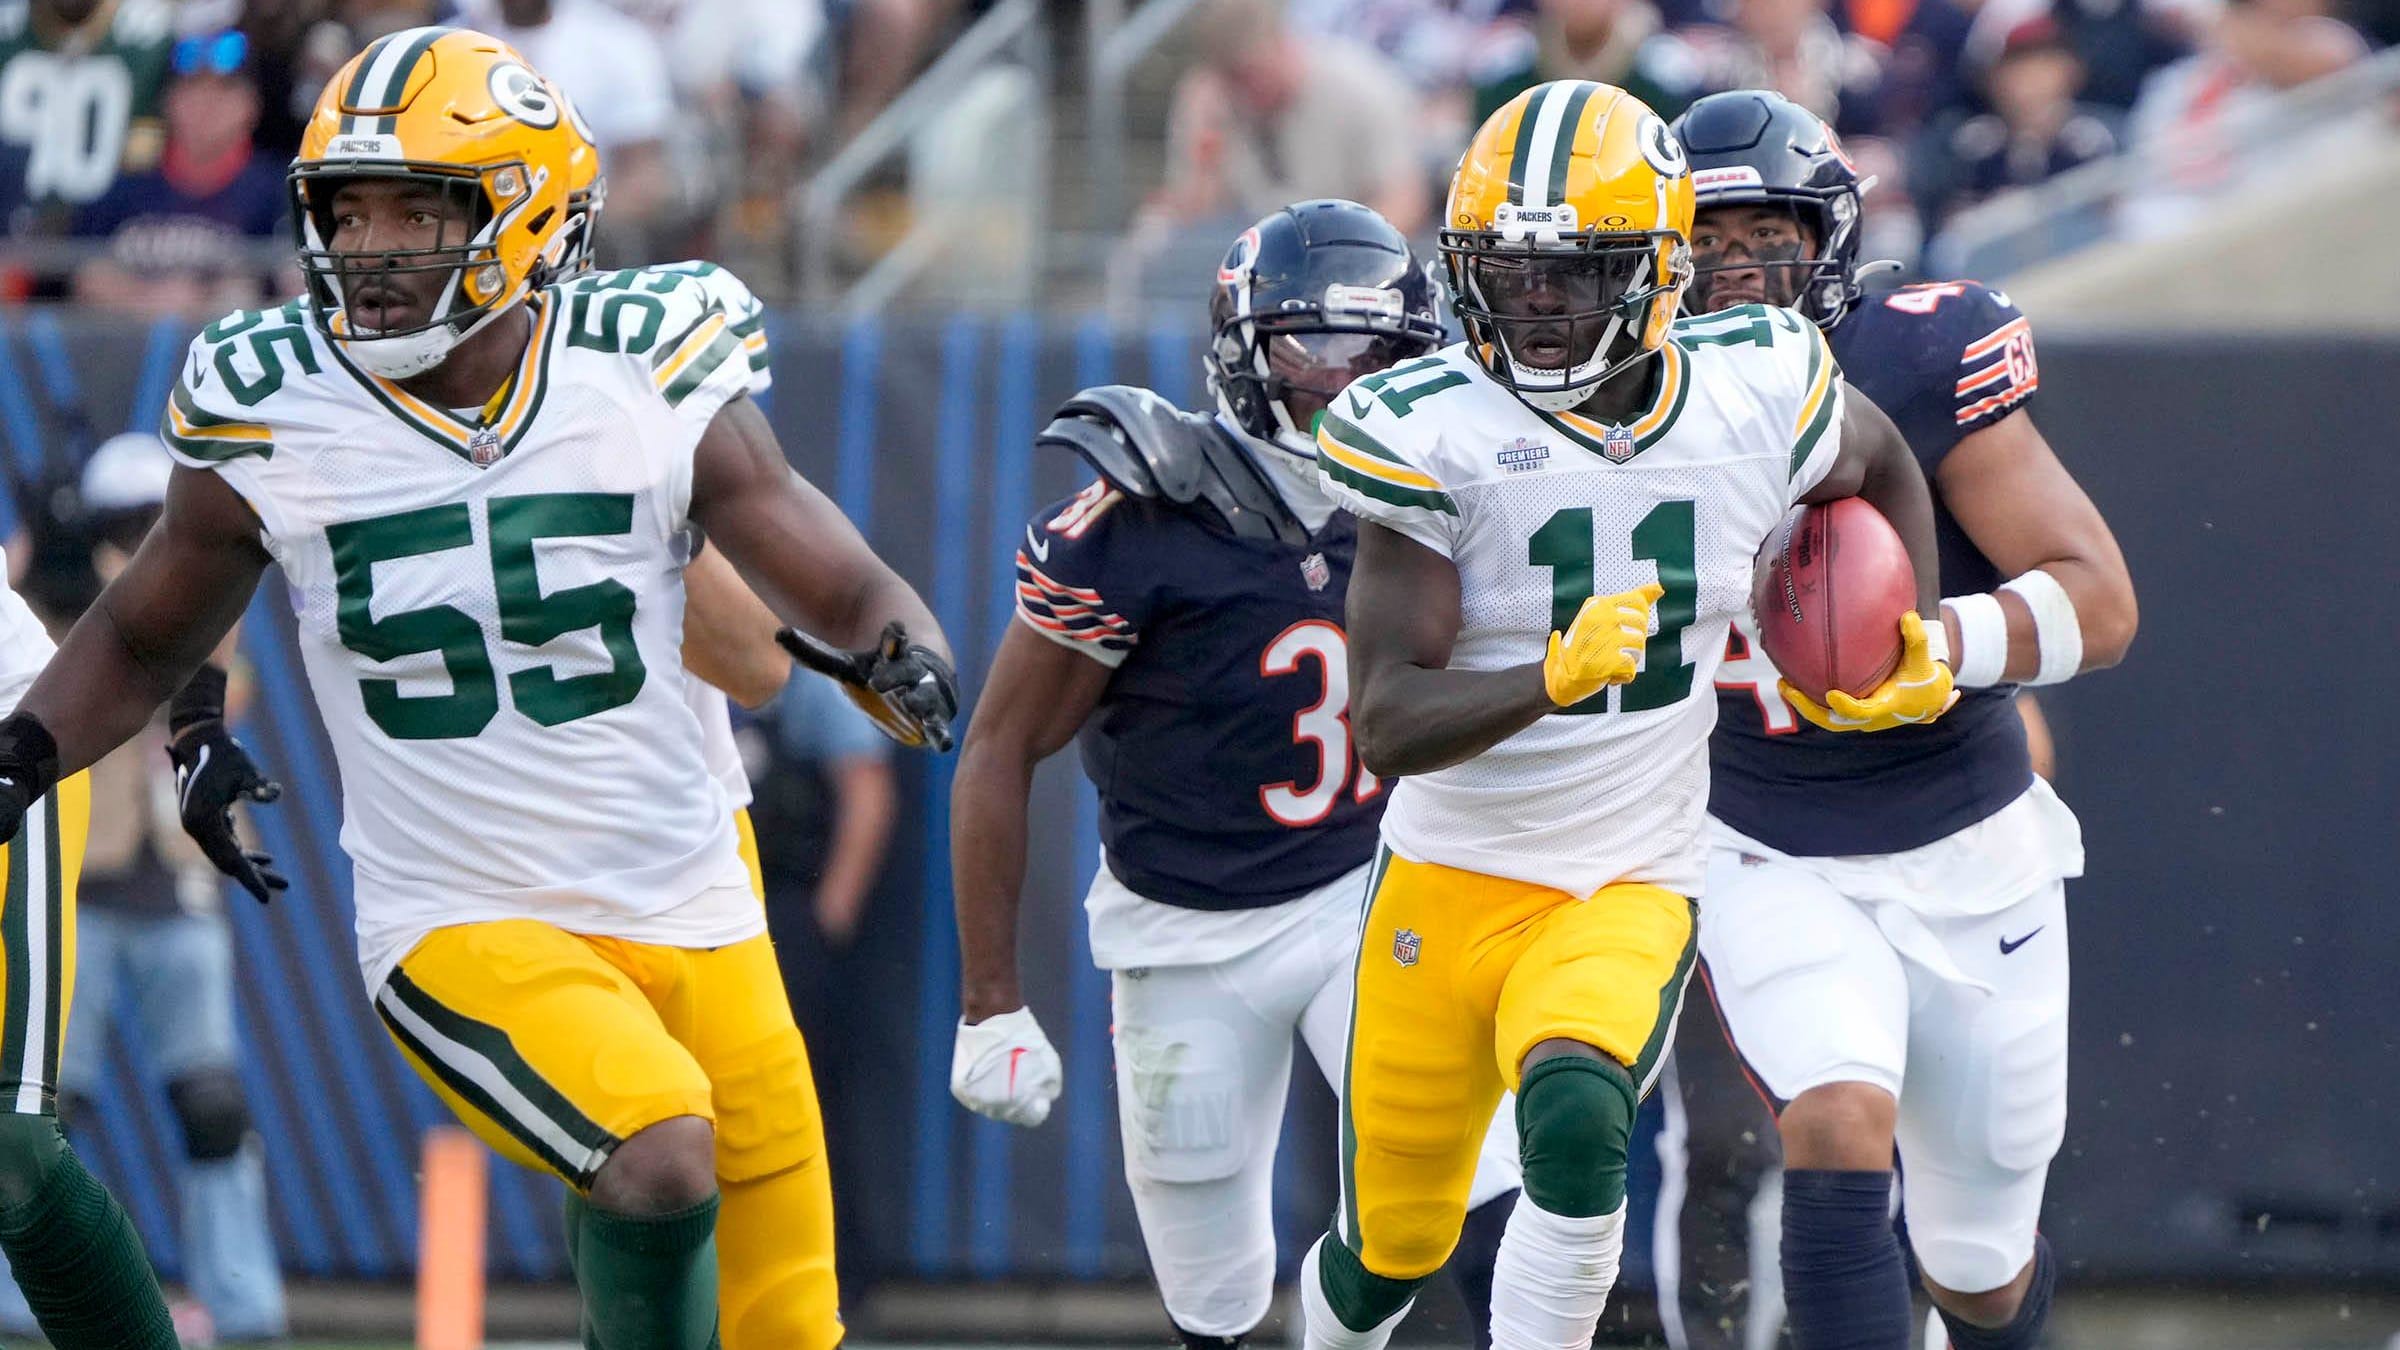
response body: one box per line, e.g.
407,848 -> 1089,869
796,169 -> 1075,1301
1660,91 -> 2139,1350
949,200 -> 1523,1350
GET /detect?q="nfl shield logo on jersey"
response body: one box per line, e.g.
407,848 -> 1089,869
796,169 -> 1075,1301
1392,928 -> 1422,967
1601,423 -> 1638,464
468,427 -> 504,468
1301,552 -> 1331,592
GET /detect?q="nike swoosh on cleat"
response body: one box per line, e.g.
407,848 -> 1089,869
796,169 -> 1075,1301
1007,1046 -> 1027,1093
1999,927 -> 2045,955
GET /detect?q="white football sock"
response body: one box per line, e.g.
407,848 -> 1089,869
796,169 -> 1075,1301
1299,1237 -> 1414,1350
1489,1195 -> 1627,1350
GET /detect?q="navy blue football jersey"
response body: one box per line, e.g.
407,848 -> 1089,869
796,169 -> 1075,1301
1017,470 -> 1383,910
1710,280 -> 2040,856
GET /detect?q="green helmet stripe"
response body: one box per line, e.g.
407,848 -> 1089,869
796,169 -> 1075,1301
1547,82 -> 1599,209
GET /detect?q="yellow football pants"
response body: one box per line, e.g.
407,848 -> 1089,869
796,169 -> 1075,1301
0,775 -> 89,1116
1339,848 -> 1696,1280
377,811 -> 840,1350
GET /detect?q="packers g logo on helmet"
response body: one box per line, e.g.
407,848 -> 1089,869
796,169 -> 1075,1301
1440,81 -> 1696,413
289,27 -> 580,379
486,62 -> 560,129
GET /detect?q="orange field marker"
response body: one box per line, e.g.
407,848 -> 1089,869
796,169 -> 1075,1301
416,1125 -> 488,1350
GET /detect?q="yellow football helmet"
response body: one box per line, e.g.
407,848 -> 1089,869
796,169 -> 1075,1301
553,89 -> 606,276
289,27 -> 582,377
1442,80 -> 1696,411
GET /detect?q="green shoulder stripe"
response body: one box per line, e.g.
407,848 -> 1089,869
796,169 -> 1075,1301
170,380 -> 253,430
660,327 -> 745,408
730,310 -> 770,371
161,423 -> 272,464
1790,379 -> 1839,479
162,383 -> 274,462
1319,450 -> 1457,517
647,304 -> 722,371
1318,411 -> 1412,467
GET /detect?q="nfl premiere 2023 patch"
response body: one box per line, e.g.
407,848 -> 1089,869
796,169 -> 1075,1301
1498,436 -> 1551,473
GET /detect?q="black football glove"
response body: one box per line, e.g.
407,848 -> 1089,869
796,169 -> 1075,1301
775,621 -> 960,752
0,713 -> 58,848
167,724 -> 287,904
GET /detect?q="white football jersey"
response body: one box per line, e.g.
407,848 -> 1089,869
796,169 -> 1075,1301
1315,305 -> 1845,899
0,585 -> 53,718
162,264 -> 774,986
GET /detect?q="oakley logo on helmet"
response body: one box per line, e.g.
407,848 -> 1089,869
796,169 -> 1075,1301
488,62 -> 560,129
1639,112 -> 1689,178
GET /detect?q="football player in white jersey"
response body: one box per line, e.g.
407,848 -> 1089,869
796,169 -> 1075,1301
0,562 -> 219,1350
0,28 -> 953,1350
1297,81 -> 1954,1350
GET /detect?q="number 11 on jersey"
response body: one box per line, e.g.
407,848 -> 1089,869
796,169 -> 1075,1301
1529,500 -> 1699,714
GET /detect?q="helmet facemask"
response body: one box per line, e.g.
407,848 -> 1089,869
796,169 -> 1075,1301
1209,286 -> 1442,459
1215,315 -> 1439,457
1443,228 -> 1688,414
291,161 -> 552,379
1685,191 -> 1860,325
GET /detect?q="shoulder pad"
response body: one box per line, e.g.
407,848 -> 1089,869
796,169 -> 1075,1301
1037,386 -> 1306,546
559,267 -> 757,411
165,301 -> 319,464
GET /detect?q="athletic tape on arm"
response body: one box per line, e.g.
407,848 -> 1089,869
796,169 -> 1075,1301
1999,568 -> 2083,685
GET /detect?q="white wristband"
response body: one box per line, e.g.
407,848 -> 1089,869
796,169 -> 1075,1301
1942,592 -> 2008,687
2000,568 -> 2084,685
1919,615 -> 1950,668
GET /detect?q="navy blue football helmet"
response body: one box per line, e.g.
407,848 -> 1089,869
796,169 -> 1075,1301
1670,91 -> 1867,326
1206,199 -> 1443,458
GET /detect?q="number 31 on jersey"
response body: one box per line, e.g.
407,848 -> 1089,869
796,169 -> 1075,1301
1259,621 -> 1381,827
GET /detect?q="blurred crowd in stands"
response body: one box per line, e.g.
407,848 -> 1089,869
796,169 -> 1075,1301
0,0 -> 2393,307
1133,0 -> 2393,288
0,0 -> 990,304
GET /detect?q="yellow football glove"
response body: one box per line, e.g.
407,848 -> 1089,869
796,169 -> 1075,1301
1780,611 -> 1960,733
1544,583 -> 1663,707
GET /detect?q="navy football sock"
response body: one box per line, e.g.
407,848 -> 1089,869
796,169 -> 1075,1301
1781,1169 -> 1912,1350
1449,1187 -> 1515,1350
1934,1235 -> 2056,1350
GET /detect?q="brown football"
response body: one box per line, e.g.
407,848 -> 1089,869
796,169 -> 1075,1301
1751,498 -> 1916,705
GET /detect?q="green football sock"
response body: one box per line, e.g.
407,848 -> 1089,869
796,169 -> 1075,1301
576,1193 -> 723,1350
0,1115 -> 178,1350
563,1191 -> 597,1350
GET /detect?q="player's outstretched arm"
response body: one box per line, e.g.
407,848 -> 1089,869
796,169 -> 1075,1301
950,622 -> 1108,1021
1802,381 -> 1942,617
10,467 -> 269,779
1346,521 -> 1558,779
946,622 -> 1101,1126
0,468 -> 271,835
1932,411 -> 2137,682
688,397 -> 950,664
